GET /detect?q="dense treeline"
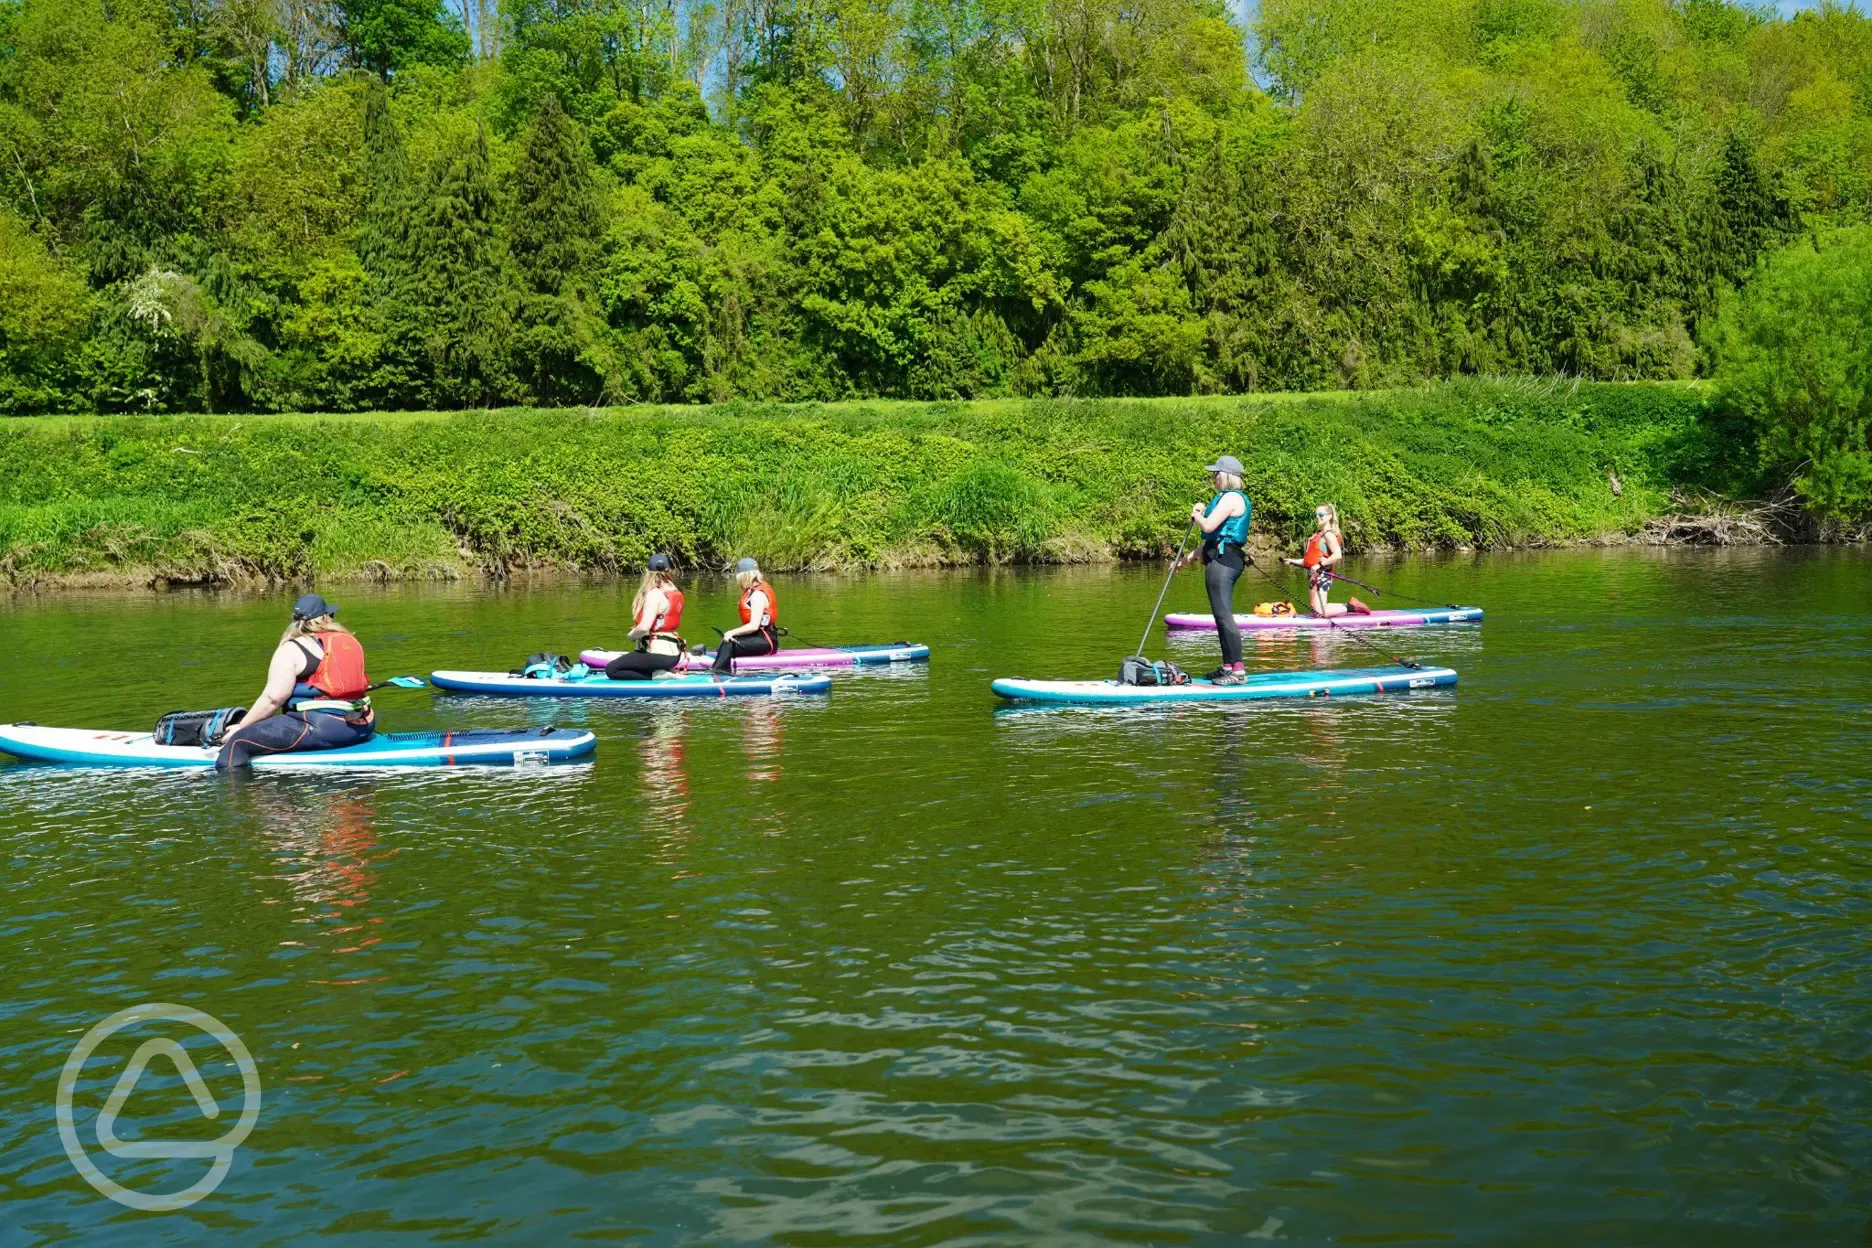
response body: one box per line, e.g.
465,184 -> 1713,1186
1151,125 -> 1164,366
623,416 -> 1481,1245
0,0 -> 1864,415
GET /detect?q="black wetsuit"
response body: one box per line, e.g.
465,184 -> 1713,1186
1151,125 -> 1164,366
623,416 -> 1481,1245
1204,544 -> 1245,666
606,649 -> 682,680
710,626 -> 777,674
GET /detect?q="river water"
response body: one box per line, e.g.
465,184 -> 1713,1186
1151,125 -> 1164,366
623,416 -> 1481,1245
1,549 -> 1868,1245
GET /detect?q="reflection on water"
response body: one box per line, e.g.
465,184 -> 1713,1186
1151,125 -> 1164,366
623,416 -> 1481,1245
1,550 -> 1870,1244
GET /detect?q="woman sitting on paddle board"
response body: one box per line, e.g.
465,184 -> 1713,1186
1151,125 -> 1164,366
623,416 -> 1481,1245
1176,455 -> 1251,686
605,554 -> 687,680
711,557 -> 779,675
217,594 -> 374,769
1283,503 -> 1371,618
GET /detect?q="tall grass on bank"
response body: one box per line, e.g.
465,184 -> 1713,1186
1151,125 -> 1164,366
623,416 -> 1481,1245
0,382 -> 1720,585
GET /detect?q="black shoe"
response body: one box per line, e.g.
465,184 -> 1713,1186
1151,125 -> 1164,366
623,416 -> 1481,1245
1210,669 -> 1246,686
1203,667 -> 1228,681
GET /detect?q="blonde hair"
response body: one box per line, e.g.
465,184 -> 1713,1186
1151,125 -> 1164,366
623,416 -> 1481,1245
1315,502 -> 1341,533
281,615 -> 352,645
632,568 -> 677,618
735,567 -> 763,590
1213,471 -> 1244,492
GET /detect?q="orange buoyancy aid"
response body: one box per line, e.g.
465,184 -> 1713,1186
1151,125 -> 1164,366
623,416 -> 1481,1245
651,587 -> 685,636
739,580 -> 777,627
1303,530 -> 1338,569
304,631 -> 370,699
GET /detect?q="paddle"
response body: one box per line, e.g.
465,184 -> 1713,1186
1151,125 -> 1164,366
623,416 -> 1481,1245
363,676 -> 428,692
1282,561 -> 1459,609
1246,554 -> 1422,671
1135,521 -> 1198,660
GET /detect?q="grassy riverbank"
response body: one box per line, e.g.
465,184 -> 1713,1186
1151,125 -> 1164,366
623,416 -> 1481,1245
0,381 -> 1727,588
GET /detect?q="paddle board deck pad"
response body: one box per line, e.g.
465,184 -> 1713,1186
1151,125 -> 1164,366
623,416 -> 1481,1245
430,670 -> 832,698
1164,607 -> 1483,631
577,643 -> 929,671
991,664 -> 1458,705
0,724 -> 596,769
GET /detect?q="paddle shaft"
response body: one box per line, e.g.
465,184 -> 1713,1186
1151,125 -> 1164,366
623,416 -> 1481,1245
1288,560 -> 1457,609
1138,522 -> 1198,657
1246,555 -> 1421,670
362,677 -> 427,693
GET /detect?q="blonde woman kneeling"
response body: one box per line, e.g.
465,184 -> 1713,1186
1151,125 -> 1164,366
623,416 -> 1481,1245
712,557 -> 779,675
1283,503 -> 1371,617
606,554 -> 687,680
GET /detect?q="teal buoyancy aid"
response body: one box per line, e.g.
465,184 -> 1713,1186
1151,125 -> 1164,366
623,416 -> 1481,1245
1204,490 -> 1252,550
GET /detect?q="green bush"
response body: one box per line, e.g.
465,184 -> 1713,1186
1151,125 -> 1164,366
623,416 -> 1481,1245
0,382 -> 1718,583
1711,228 -> 1872,529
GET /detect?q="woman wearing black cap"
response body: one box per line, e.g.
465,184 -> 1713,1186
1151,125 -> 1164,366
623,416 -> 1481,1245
216,594 -> 376,769
604,555 -> 688,681
711,557 -> 779,675
1175,455 -> 1252,686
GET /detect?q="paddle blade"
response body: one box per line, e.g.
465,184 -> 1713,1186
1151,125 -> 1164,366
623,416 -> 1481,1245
385,675 -> 428,688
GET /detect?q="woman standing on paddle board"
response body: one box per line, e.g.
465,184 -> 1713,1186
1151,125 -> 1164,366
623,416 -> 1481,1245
711,557 -> 780,675
605,554 -> 687,680
1283,503 -> 1371,618
216,594 -> 375,769
1177,455 -> 1251,686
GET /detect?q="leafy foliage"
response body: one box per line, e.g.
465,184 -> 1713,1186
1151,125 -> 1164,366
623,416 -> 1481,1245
0,383 -> 1715,581
1711,227 -> 1872,529
0,0 -> 1860,515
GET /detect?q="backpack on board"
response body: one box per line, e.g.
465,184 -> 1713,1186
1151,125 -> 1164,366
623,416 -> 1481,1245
514,652 -> 586,680
153,707 -> 247,747
1117,657 -> 1190,687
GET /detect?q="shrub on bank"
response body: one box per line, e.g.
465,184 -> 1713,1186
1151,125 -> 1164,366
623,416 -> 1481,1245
1710,227 -> 1872,532
0,382 -> 1715,583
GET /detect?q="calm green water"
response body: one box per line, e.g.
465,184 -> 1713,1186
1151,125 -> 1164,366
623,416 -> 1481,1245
2,550 -> 1869,1245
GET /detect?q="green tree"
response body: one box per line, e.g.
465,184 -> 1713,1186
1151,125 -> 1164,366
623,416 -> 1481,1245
407,120 -> 506,404
507,92 -> 608,403
358,80 -> 414,289
1711,227 -> 1872,528
0,207 -> 90,411
339,0 -> 470,78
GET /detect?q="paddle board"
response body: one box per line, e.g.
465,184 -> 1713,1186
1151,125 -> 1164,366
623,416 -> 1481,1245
430,670 -> 831,698
577,642 -> 929,671
1164,606 -> 1483,631
0,724 -> 597,769
991,664 -> 1458,704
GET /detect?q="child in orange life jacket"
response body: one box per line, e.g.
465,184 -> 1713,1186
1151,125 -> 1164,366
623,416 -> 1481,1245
1282,503 -> 1371,617
217,594 -> 375,769
711,557 -> 780,675
606,554 -> 687,680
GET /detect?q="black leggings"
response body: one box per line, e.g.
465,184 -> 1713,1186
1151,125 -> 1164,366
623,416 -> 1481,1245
1205,547 -> 1245,665
711,627 -> 777,674
606,649 -> 682,680
216,711 -> 372,770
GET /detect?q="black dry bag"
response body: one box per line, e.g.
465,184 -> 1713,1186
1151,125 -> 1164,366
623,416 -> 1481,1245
1117,657 -> 1189,687
153,707 -> 247,747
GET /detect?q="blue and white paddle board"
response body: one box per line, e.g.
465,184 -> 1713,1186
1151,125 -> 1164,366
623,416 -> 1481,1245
991,664 -> 1458,705
0,724 -> 597,769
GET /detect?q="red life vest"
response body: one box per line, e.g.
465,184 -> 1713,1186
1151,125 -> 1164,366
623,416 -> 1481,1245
650,587 -> 684,635
739,580 -> 777,627
303,632 -> 370,699
1303,530 -> 1338,570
